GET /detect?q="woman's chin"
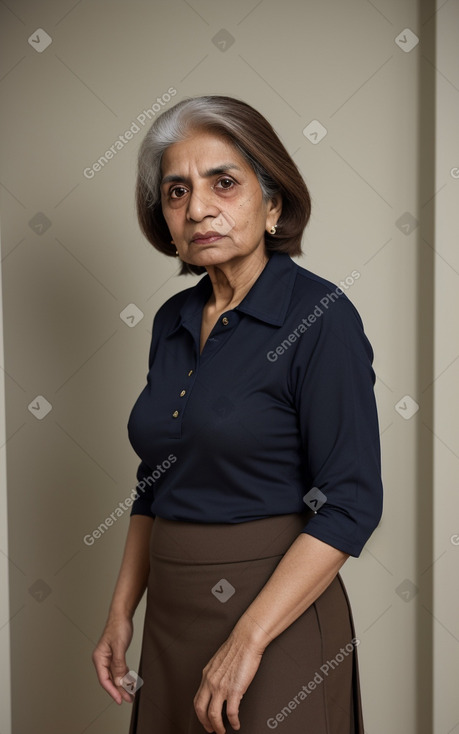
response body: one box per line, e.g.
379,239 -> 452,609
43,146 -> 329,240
184,249 -> 236,269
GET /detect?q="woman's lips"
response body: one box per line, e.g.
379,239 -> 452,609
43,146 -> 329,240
191,234 -> 223,244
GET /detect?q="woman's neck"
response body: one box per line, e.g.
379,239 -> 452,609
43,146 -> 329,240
205,250 -> 269,313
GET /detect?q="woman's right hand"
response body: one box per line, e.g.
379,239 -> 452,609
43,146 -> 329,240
92,616 -> 135,704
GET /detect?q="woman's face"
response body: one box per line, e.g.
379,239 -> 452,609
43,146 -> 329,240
159,130 -> 281,270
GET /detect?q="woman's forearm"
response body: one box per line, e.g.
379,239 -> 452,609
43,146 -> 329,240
233,533 -> 349,649
107,514 -> 154,620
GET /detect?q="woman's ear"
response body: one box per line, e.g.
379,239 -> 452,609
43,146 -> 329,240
266,194 -> 283,229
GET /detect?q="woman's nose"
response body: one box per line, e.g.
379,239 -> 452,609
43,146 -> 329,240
186,185 -> 219,222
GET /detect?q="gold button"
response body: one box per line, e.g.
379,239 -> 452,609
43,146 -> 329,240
180,389 -> 186,397
172,410 -> 179,418
222,316 -> 229,326
188,369 -> 193,376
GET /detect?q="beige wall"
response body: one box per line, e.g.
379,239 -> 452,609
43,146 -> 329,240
0,0 -> 457,732
433,1 -> 459,730
0,225 -> 12,732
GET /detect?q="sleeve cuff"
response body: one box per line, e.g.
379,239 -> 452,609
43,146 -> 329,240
301,521 -> 378,558
130,497 -> 155,518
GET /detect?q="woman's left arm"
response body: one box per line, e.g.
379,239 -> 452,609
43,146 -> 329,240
194,532 -> 348,734
195,296 -> 383,733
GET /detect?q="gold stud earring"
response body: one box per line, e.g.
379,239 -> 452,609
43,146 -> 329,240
269,225 -> 277,235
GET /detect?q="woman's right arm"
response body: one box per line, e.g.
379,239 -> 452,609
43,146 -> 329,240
92,514 -> 154,704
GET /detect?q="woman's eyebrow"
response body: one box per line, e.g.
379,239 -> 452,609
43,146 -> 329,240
161,163 -> 241,186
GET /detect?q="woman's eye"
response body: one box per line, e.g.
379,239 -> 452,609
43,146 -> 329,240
170,186 -> 187,199
216,178 -> 235,190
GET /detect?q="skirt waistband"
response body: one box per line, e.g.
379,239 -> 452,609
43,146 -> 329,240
149,511 -> 315,565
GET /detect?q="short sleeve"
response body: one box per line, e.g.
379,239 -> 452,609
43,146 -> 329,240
292,295 -> 383,557
128,311 -> 163,519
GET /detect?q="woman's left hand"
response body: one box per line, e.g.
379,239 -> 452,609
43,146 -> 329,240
193,623 -> 266,734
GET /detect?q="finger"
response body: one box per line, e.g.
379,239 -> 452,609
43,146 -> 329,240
92,645 -> 131,705
226,692 -> 243,731
109,649 -> 131,702
206,698 -> 227,734
193,688 -> 214,733
114,675 -> 135,704
92,654 -> 124,704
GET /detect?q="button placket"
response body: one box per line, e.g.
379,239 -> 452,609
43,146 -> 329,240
199,312 -> 241,367
171,367 -> 195,422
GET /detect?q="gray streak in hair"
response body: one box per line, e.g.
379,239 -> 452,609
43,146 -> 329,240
137,96 -> 279,207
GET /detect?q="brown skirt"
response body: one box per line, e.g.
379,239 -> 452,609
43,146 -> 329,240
128,512 -> 364,734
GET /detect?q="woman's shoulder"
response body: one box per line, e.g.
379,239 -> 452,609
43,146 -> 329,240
290,259 -> 364,327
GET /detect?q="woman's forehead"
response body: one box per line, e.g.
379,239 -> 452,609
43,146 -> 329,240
161,131 -> 248,175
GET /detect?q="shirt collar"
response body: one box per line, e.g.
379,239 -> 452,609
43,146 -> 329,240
167,251 -> 297,337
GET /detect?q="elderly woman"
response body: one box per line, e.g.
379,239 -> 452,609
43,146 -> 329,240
92,95 -> 383,734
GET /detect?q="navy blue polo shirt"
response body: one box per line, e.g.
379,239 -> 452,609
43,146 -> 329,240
127,251 -> 383,557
